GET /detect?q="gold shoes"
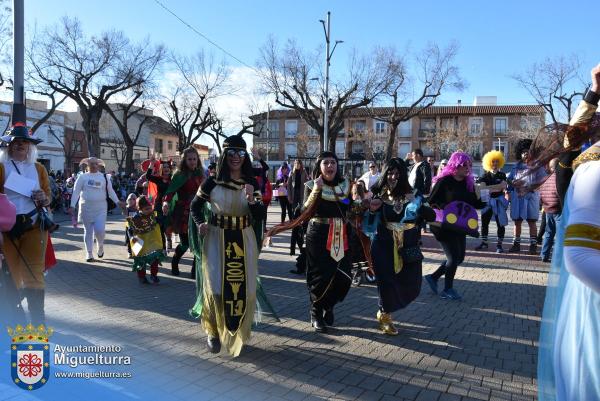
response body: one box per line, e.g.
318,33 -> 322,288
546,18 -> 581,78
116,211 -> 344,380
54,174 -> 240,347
377,310 -> 399,336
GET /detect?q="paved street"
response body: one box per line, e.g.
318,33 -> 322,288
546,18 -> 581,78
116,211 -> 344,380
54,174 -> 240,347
1,209 -> 547,401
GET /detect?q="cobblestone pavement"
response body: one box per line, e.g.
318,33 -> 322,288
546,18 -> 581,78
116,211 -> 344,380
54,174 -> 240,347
1,209 -> 548,401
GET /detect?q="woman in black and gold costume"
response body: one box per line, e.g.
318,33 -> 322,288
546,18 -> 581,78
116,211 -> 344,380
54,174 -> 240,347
367,158 -> 435,335
189,135 -> 266,356
266,151 -> 352,333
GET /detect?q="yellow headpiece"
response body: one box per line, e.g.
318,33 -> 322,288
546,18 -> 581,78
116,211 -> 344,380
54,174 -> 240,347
482,150 -> 505,172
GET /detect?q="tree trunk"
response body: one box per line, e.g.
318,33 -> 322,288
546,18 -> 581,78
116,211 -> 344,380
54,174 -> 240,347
327,132 -> 336,153
385,122 -> 401,161
125,145 -> 135,174
82,109 -> 102,157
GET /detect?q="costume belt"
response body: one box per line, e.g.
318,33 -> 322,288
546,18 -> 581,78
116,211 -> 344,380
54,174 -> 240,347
564,223 -> 600,250
385,222 -> 416,274
209,213 -> 251,230
310,217 -> 348,262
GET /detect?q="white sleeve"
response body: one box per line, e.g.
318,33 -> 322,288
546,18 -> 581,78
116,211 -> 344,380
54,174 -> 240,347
106,174 -> 121,204
564,161 -> 600,293
70,174 -> 84,208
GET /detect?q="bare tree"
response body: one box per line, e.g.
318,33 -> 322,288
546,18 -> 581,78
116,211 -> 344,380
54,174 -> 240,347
512,55 -> 586,124
164,51 -> 228,153
47,124 -> 78,175
204,113 -> 256,153
258,37 -> 399,151
103,88 -> 161,174
28,17 -> 164,157
29,91 -> 67,133
366,43 -> 465,161
295,131 -> 321,158
423,119 -> 474,160
102,135 -> 128,172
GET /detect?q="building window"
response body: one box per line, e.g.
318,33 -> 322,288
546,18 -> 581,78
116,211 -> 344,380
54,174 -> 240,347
469,117 -> 483,136
101,148 -> 105,155
167,141 -> 173,150
155,138 -> 164,154
351,141 -> 364,154
351,120 -> 366,135
72,139 -> 82,152
307,125 -> 318,137
468,142 -> 483,160
110,149 -> 117,158
307,142 -> 319,156
285,120 -> 298,138
374,121 -> 386,134
398,119 -> 412,137
494,117 -> 508,135
134,153 -> 141,160
419,118 -> 436,137
285,143 -> 297,157
441,117 -> 456,132
268,120 -> 279,138
494,141 -> 509,160
397,142 -> 412,158
335,140 -> 345,157
520,116 -> 542,133
268,142 -> 279,160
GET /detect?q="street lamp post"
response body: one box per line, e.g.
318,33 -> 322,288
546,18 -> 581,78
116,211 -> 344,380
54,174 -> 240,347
319,11 -> 342,152
265,103 -> 270,162
12,0 -> 26,127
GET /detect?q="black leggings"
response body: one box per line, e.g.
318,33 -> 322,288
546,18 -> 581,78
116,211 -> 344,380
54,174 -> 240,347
481,208 -> 505,243
278,196 -> 291,223
431,234 -> 466,290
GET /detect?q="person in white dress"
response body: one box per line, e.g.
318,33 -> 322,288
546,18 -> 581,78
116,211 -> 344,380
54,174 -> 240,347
68,157 -> 124,261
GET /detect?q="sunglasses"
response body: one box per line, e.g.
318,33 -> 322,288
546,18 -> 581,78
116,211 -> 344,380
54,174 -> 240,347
369,165 -> 376,168
226,149 -> 247,158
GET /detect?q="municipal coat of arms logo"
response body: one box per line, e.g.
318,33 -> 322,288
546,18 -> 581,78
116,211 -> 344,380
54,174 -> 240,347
8,324 -> 53,390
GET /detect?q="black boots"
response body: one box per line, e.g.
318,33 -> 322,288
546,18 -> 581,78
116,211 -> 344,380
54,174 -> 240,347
323,307 -> 334,326
207,336 -> 221,353
529,241 -> 538,256
171,246 -> 183,276
508,242 -> 521,253
24,288 -> 45,325
310,305 -> 327,333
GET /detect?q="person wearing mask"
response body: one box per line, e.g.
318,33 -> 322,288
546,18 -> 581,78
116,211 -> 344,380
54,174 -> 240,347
69,157 -> 124,262
407,149 -> 432,196
189,135 -> 266,356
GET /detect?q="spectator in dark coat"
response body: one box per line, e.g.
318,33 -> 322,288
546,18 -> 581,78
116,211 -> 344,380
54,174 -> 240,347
407,149 -> 432,196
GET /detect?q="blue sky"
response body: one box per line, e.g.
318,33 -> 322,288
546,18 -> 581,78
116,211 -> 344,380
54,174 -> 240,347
24,0 -> 597,108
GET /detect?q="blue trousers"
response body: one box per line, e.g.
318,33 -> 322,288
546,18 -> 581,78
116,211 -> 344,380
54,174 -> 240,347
541,212 -> 560,260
